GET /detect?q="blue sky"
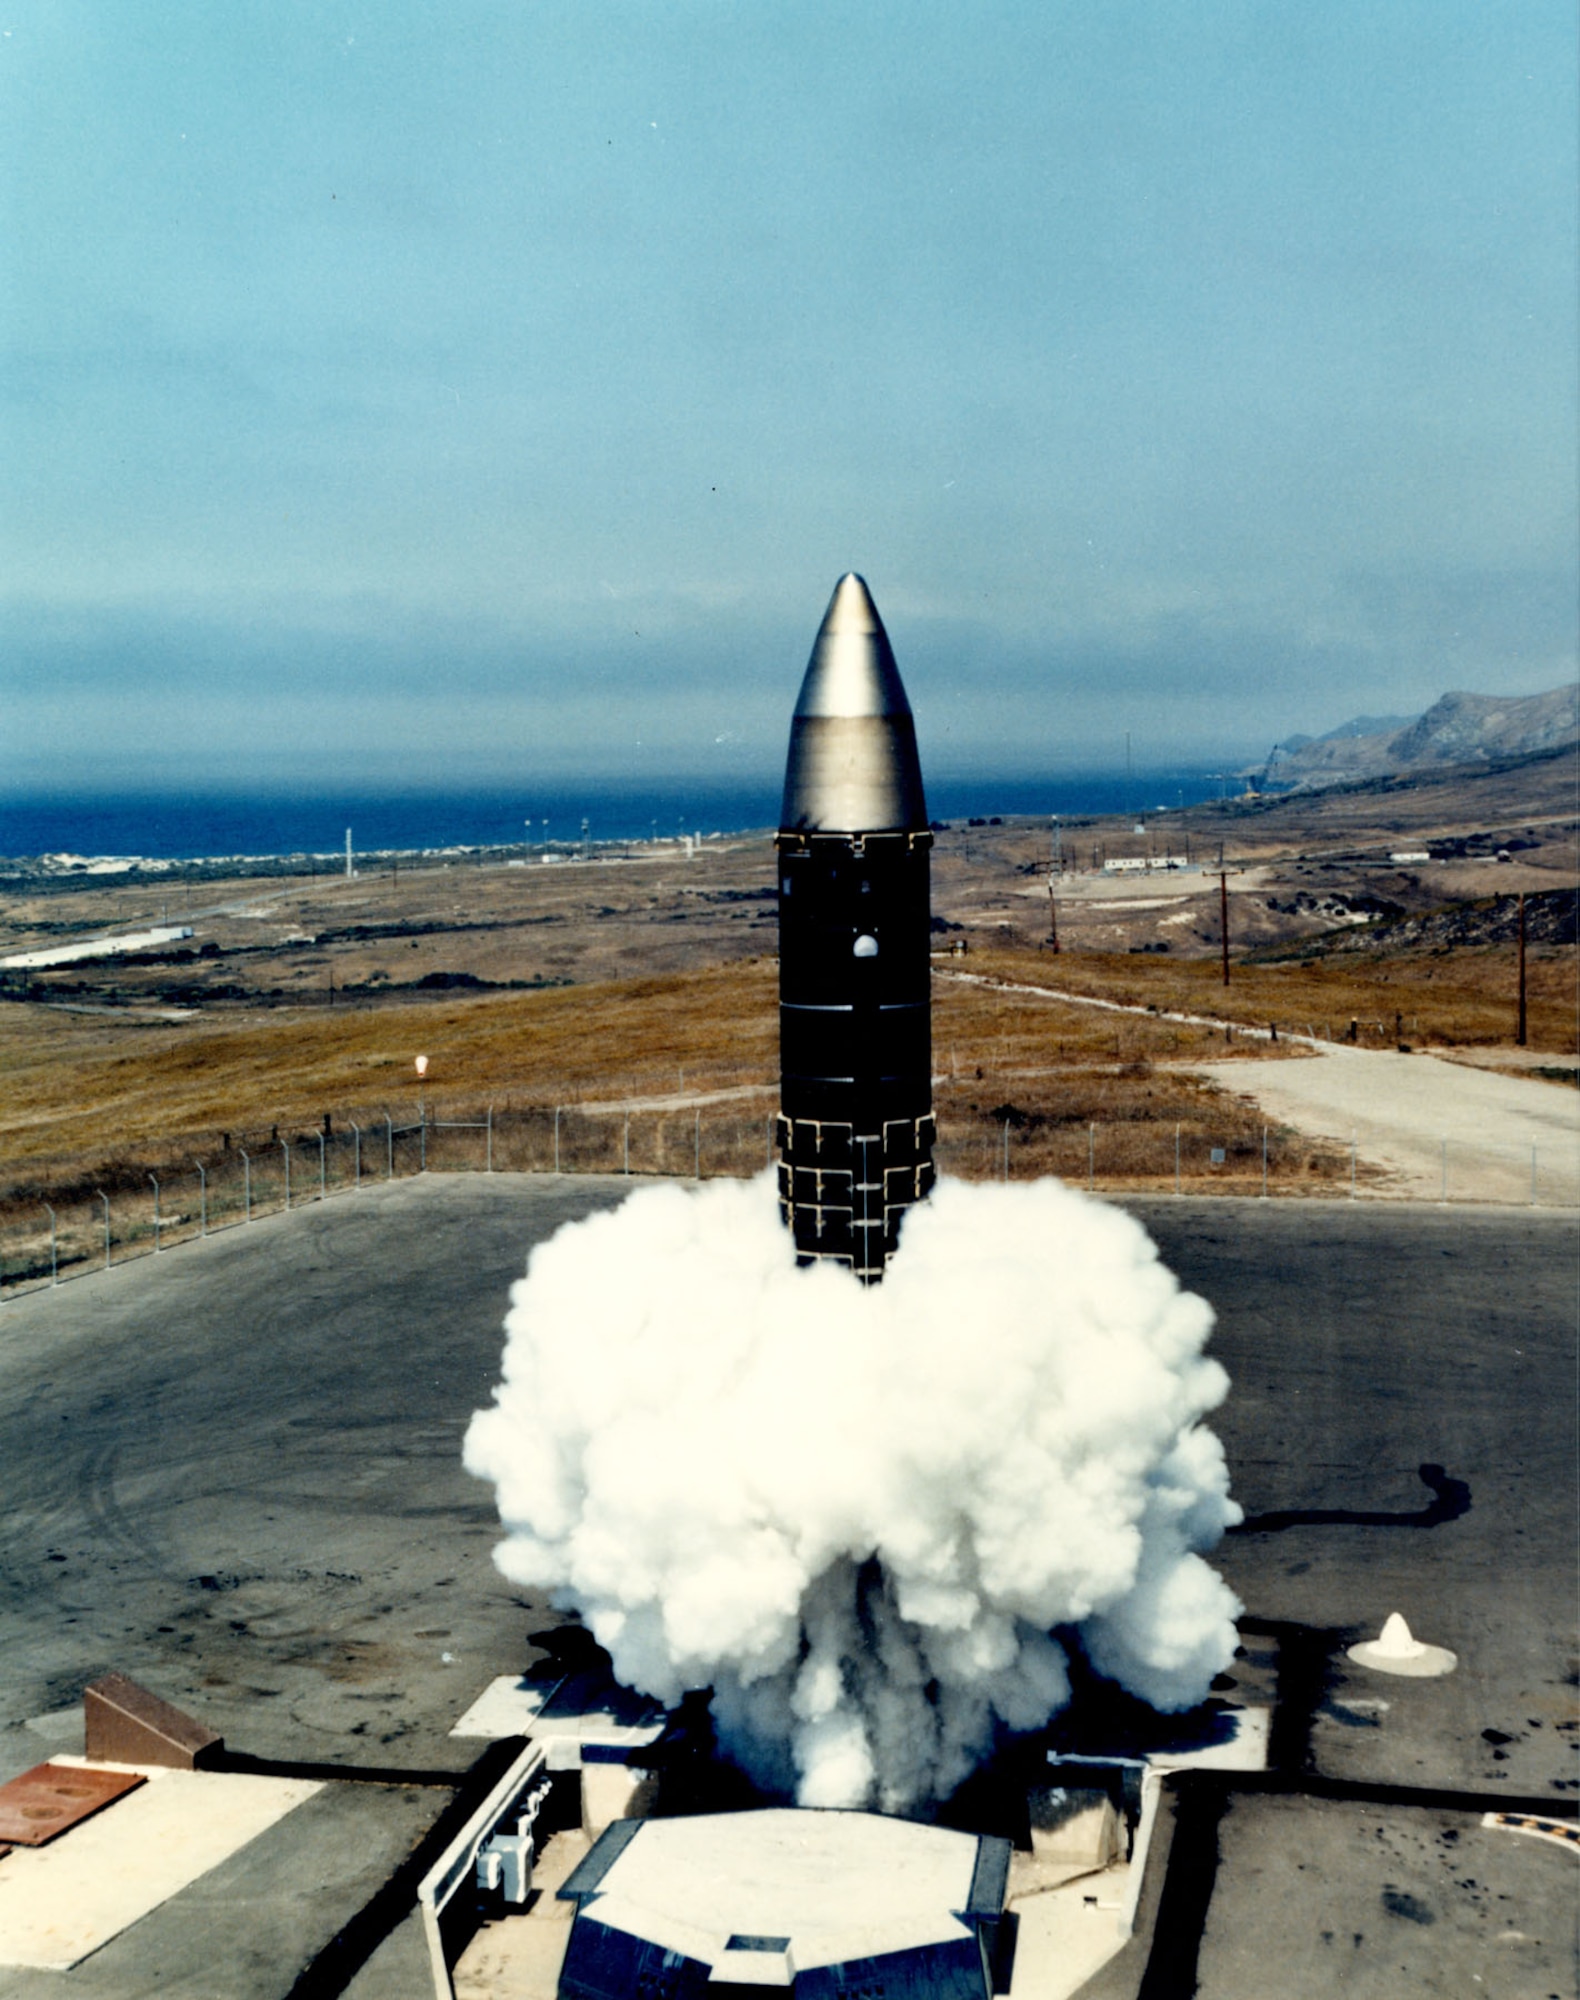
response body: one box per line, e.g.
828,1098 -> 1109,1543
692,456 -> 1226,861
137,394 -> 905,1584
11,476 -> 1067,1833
3,2 -> 1575,791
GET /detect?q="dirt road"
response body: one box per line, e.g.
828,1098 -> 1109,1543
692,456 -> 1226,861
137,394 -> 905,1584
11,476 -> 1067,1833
1192,1045 -> 1580,1205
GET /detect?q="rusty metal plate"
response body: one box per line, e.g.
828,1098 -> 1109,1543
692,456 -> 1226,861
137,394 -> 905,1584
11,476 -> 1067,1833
0,1763 -> 145,1847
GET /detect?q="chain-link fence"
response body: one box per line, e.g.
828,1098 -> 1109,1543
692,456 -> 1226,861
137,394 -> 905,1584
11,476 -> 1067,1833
0,1102 -> 1571,1301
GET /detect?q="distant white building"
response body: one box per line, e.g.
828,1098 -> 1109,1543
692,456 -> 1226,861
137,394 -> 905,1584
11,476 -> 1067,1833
1,925 -> 194,970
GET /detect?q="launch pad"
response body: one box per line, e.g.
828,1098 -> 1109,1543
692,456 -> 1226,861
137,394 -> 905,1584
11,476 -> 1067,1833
0,1175 -> 1573,1996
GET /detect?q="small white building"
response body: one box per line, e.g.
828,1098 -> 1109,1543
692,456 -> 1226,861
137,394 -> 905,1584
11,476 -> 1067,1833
0,925 -> 194,970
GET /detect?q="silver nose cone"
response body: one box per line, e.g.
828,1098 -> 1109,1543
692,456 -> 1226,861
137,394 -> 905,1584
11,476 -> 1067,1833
780,575 -> 929,833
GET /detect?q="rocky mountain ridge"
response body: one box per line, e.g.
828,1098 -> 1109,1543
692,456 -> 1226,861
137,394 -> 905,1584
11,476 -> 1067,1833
1255,683 -> 1578,791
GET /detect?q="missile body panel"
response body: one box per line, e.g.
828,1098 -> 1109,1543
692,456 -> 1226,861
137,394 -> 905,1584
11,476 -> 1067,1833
776,575 -> 935,1283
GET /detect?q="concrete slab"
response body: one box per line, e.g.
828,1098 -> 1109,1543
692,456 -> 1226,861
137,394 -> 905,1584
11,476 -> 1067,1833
448,1672 -> 664,1765
449,1677 -> 552,1740
1150,1707 -> 1271,1774
0,1760 -> 318,1969
450,1826 -> 587,2000
0,1779 -> 456,2000
1008,1867 -> 1135,1997
1010,1707 -> 1270,1997
21,1707 -> 83,1752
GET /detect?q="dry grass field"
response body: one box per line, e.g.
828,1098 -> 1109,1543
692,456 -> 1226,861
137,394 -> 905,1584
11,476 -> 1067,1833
951,937 -> 1576,1055
11,920 -> 1568,1271
0,752 -> 1573,1287
25,921 -> 1557,1191
0,960 -> 778,1183
0,951 -> 1350,1287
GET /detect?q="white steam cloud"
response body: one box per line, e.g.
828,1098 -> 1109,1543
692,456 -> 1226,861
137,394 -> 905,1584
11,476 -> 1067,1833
464,1172 -> 1241,1813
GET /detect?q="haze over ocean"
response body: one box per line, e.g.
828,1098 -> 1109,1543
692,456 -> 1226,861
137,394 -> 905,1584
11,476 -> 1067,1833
0,774 -> 1228,863
4,9 -> 1572,799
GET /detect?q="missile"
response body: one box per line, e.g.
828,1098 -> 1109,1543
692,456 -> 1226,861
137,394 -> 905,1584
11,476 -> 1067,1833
775,574 -> 935,1283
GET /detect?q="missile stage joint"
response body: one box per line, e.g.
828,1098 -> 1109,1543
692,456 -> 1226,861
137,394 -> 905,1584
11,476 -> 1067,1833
775,826 -> 934,1284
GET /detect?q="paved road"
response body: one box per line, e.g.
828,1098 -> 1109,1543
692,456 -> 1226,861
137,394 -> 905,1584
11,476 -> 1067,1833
1194,1044 -> 1580,1206
0,1176 -> 1574,1997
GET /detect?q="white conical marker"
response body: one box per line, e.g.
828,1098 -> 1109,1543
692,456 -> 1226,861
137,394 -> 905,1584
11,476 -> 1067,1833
1347,1613 -> 1457,1677
1373,1613 -> 1423,1658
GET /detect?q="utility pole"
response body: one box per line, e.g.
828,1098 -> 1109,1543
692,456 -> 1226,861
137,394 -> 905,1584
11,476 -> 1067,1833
1516,892 -> 1527,1046
1220,872 -> 1230,987
1047,817 -> 1061,951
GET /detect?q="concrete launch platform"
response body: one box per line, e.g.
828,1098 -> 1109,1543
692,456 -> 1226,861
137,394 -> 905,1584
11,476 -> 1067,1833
1,1175 -> 1574,1995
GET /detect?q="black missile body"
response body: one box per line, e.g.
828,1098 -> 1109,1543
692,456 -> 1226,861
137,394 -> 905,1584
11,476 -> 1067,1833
775,575 -> 934,1283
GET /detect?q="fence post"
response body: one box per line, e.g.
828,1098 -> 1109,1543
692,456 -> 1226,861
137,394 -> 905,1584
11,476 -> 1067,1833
420,1114 -> 427,1174
385,1115 -> 394,1179
98,1191 -> 111,1269
350,1121 -> 361,1188
486,1106 -> 494,1174
43,1203 -> 57,1284
695,1109 -> 701,1183
241,1149 -> 252,1221
624,1114 -> 631,1176
195,1163 -> 206,1237
282,1139 -> 292,1210
149,1174 -> 161,1251
1175,1123 -> 1181,1196
1261,1128 -> 1268,1198
554,1107 -> 561,1175
1440,1137 -> 1447,1204
317,1131 -> 327,1202
1088,1124 -> 1095,1192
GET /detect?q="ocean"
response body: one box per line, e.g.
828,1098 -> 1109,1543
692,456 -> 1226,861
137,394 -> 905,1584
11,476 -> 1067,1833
0,773 -> 1229,863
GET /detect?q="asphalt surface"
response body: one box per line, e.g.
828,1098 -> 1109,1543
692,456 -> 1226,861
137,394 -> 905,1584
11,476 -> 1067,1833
1,1175 -> 1575,1998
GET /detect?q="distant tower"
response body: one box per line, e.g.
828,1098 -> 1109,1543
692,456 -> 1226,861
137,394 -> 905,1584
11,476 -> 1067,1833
775,575 -> 935,1284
